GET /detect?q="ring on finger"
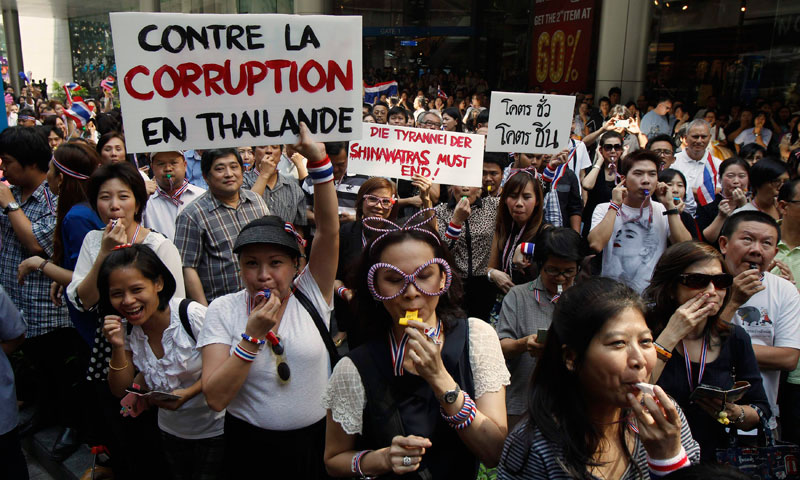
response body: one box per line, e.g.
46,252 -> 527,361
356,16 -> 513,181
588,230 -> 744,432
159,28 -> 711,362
402,455 -> 412,467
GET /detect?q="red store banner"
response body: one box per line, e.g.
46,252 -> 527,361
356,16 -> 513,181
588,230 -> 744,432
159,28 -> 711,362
530,0 -> 596,93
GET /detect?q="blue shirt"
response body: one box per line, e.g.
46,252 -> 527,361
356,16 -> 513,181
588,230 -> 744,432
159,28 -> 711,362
61,203 -> 104,344
183,150 -> 208,190
0,284 -> 25,435
640,110 -> 672,138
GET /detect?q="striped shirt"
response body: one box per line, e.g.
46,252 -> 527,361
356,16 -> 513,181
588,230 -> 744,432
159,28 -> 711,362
0,182 -> 69,337
242,171 -> 307,226
498,401 -> 700,479
303,173 -> 367,218
174,189 -> 269,303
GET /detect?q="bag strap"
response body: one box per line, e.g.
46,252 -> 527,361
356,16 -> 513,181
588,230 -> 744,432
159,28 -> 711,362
294,288 -> 340,367
179,298 -> 196,343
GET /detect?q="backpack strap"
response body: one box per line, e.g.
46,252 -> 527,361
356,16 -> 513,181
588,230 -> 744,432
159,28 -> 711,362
178,298 -> 196,342
294,288 -> 340,367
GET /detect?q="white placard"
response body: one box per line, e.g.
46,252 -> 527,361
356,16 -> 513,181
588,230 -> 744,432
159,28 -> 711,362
486,91 -> 575,154
110,12 -> 362,152
347,124 -> 485,187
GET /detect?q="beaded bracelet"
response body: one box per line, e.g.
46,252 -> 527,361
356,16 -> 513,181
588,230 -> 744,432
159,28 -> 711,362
608,202 -> 622,215
337,286 -> 350,299
454,403 -> 476,430
233,344 -> 258,362
307,155 -> 334,184
520,242 -> 535,256
653,341 -> 673,361
241,332 -> 266,346
444,222 -> 462,240
646,446 -> 689,477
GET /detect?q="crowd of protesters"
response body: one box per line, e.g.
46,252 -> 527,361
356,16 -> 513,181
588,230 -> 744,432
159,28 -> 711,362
0,71 -> 798,480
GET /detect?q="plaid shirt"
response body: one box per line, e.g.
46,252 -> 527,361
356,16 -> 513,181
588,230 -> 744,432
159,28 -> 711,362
174,189 -> 269,303
0,181 -> 69,337
242,171 -> 307,226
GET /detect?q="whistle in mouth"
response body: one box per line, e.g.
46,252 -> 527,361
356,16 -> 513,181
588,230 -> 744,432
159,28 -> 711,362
557,284 -> 563,295
399,310 -> 419,326
643,189 -> 650,197
487,185 -> 492,192
110,219 -> 119,229
165,174 -> 172,178
255,288 -> 271,301
749,262 -> 758,271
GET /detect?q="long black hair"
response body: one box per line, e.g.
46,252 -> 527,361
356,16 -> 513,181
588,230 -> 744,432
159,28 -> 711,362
97,244 -> 176,318
522,277 -> 645,478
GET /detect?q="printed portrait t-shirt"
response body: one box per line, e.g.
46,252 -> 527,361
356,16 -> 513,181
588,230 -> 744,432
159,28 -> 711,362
591,201 -> 670,293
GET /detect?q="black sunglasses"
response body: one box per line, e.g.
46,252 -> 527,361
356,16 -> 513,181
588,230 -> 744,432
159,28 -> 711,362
269,335 -> 291,382
678,273 -> 733,289
602,144 -> 624,152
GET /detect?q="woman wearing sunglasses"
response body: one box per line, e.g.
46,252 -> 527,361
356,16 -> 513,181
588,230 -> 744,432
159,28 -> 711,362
98,244 -> 224,479
581,131 -> 624,239
323,211 -> 510,478
198,124 -> 340,478
644,241 -> 770,461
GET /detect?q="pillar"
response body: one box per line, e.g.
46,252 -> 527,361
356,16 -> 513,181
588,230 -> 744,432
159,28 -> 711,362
594,0 -> 652,104
2,9 -> 23,93
139,0 -> 161,11
294,0 -> 325,15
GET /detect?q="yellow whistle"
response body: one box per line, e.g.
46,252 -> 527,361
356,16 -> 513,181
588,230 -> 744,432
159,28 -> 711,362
487,185 -> 492,192
399,310 -> 419,326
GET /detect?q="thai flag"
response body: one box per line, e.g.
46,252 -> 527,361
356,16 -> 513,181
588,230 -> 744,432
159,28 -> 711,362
64,100 -> 92,128
100,76 -> 115,92
696,156 -> 718,206
18,71 -> 29,84
63,83 -> 81,104
437,85 -> 447,100
363,80 -> 398,104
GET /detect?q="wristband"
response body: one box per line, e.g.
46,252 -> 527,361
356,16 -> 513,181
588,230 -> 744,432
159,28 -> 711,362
233,344 -> 258,362
336,286 -> 350,299
520,242 -> 535,256
307,155 -> 334,184
647,446 -> 689,477
663,209 -> 679,216
38,258 -> 50,272
444,221 -> 462,240
653,341 -> 672,361
487,269 -> 493,283
351,450 -> 376,479
608,202 -> 621,215
440,392 -> 477,430
240,332 -> 266,346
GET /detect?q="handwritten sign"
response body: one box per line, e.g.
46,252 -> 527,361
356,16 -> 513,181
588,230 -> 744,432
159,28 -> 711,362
486,91 -> 575,154
347,124 -> 484,187
109,12 -> 362,152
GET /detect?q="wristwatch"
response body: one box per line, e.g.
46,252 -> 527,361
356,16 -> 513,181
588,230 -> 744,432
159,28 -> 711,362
441,385 -> 462,404
4,201 -> 20,214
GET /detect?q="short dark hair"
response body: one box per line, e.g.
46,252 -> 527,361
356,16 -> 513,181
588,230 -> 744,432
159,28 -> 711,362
476,109 -> 490,126
646,134 -> 674,151
483,152 -> 509,169
608,87 -> 621,97
620,149 -> 659,175
533,227 -> 585,267
658,168 -> 687,188
0,126 -> 52,172
748,158 -> 787,193
739,142 -> 767,161
657,94 -> 672,104
598,96 -> 611,106
96,131 -> 126,156
387,106 -> 408,122
201,148 -> 242,177
373,101 -> 389,111
718,157 -> 749,179
97,244 -> 177,317
18,108 -> 36,119
599,130 -> 623,146
324,141 -> 349,157
778,178 -> 800,202
42,124 -> 64,140
362,103 -> 373,114
88,162 -> 149,222
720,211 -> 780,243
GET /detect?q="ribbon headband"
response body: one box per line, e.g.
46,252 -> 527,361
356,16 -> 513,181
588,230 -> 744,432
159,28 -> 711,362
284,222 -> 307,248
362,207 -> 440,254
507,166 -> 539,181
18,115 -> 35,121
52,155 -> 90,180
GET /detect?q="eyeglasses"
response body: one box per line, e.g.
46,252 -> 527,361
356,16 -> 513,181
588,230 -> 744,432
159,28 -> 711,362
678,273 -> 733,289
420,121 -> 442,128
367,258 -> 452,301
652,149 -> 674,157
602,144 -> 624,152
363,194 -> 396,208
724,173 -> 748,180
267,333 -> 290,383
770,178 -> 788,187
542,266 -> 578,278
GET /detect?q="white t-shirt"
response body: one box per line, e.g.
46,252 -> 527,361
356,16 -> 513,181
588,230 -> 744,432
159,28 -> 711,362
731,272 -> 800,427
591,201 -> 670,293
143,184 -> 206,242
197,269 -> 333,430
125,297 -> 224,439
67,229 -> 186,311
671,150 -> 723,200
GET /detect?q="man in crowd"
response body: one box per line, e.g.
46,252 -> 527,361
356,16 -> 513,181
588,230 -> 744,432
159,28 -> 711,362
387,106 -> 409,126
303,141 -> 366,224
482,152 -> 506,198
0,127 -> 79,459
175,148 -> 270,305
640,96 -> 673,138
244,144 -> 307,227
372,101 -> 389,124
588,150 -> 691,292
671,119 -> 721,217
647,134 -> 677,170
143,150 -> 205,242
719,211 -> 800,436
608,86 -> 621,107
418,111 -> 443,130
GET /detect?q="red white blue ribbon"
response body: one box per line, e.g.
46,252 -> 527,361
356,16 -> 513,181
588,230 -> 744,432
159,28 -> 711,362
682,336 -> 708,391
156,179 -> 190,207
43,187 -> 56,216
284,222 -> 307,247
389,332 -> 410,376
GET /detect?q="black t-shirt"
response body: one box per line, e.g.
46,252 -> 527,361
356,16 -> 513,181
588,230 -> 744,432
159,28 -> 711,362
581,166 -> 616,238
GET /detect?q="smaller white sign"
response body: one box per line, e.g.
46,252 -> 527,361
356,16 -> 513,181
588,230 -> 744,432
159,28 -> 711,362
347,124 -> 485,187
486,91 -> 575,154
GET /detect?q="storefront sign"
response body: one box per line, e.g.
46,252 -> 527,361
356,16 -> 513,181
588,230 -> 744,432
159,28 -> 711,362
486,91 -> 575,154
530,0 -> 595,93
347,124 -> 484,187
110,12 -> 362,152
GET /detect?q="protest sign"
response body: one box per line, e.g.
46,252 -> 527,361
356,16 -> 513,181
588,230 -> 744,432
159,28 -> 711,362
485,91 -> 575,154
347,124 -> 484,187
110,12 -> 362,152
